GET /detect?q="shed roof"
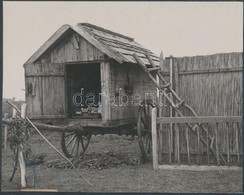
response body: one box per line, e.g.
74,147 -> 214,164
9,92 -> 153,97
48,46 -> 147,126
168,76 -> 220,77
24,23 -> 159,66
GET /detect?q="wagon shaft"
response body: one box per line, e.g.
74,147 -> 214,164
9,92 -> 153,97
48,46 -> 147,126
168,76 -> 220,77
133,53 -> 228,165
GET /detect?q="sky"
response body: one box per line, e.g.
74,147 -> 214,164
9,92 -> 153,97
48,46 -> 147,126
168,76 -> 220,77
3,2 -> 243,100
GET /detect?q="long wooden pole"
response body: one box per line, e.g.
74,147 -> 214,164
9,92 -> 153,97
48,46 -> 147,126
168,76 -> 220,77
7,101 -> 93,186
133,53 -> 227,165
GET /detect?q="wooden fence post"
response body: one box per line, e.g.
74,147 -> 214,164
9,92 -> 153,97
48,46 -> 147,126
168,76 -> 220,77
19,103 -> 28,188
169,56 -> 174,162
12,107 -> 17,118
3,113 -> 9,150
21,103 -> 28,119
171,56 -> 180,163
151,107 -> 158,170
158,92 -> 163,163
157,53 -> 163,163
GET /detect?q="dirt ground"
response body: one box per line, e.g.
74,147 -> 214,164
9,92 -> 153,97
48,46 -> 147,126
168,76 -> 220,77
1,131 -> 243,192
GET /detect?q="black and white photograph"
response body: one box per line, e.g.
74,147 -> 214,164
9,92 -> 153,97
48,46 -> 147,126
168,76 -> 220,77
1,1 -> 243,192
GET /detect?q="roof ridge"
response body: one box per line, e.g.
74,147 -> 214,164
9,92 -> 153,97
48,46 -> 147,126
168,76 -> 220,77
79,23 -> 134,42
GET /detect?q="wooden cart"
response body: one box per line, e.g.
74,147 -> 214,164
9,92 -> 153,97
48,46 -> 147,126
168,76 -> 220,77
23,23 -> 225,165
23,23 -> 160,160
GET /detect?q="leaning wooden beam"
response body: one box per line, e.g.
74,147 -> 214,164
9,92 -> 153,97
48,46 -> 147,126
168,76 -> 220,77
145,53 -> 156,67
146,53 -> 183,103
135,53 -> 228,165
6,101 -> 93,186
133,53 -> 177,107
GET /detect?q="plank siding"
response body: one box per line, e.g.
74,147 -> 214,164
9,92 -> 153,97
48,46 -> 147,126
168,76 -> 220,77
49,32 -> 104,63
108,62 -> 157,123
25,62 -> 65,121
25,63 -> 43,117
100,61 -> 111,125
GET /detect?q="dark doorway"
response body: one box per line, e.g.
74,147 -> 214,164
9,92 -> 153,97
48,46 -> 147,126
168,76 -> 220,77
66,63 -> 101,118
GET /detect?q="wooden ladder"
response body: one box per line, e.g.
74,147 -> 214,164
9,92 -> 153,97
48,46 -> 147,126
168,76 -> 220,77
133,53 -> 227,165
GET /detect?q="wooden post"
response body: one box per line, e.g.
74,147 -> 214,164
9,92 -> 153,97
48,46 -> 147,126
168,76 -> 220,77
215,123 -> 220,165
3,113 -> 9,150
18,150 -> 27,188
12,108 -> 17,118
19,103 -> 28,188
176,123 -> 180,164
21,103 -> 28,119
169,56 -> 174,162
159,51 -> 164,71
236,122 -> 240,166
172,57 -> 181,164
100,61 -> 111,125
197,125 -> 200,165
226,122 -> 230,166
206,124 -> 210,165
151,107 -> 158,170
186,125 -> 190,164
158,91 -> 163,163
157,73 -> 163,163
168,124 -> 172,164
157,52 -> 165,163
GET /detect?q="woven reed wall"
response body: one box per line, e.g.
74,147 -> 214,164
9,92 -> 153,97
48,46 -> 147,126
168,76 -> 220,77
158,52 -> 243,165
173,52 -> 242,116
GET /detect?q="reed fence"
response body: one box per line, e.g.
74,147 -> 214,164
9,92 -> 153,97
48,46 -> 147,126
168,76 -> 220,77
155,52 -> 243,167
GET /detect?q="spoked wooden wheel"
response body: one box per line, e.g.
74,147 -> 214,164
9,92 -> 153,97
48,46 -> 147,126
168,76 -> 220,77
137,100 -> 156,163
61,130 -> 91,158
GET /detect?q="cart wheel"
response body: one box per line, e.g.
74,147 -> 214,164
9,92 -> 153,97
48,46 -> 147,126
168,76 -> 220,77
61,130 -> 91,158
137,100 -> 156,163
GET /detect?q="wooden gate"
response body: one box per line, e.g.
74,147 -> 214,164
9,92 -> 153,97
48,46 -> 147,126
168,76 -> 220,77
151,107 -> 242,169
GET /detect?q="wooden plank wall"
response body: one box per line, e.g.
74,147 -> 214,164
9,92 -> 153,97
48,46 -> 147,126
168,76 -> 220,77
25,62 -> 66,123
107,62 -> 157,125
25,31 -> 107,123
159,52 -> 243,165
40,32 -> 105,63
41,63 -> 65,117
25,62 -> 43,117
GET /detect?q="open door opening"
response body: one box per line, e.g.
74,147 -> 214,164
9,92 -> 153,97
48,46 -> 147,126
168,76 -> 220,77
66,63 -> 101,119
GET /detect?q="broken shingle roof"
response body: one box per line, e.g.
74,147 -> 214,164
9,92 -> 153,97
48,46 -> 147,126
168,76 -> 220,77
24,23 -> 159,66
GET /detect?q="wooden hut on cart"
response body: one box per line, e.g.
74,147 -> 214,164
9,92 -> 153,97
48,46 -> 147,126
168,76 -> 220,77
23,23 -> 242,165
24,23 -> 159,127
